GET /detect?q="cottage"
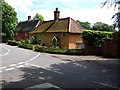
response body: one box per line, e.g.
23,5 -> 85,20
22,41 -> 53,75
29,8 -> 84,49
14,16 -> 41,41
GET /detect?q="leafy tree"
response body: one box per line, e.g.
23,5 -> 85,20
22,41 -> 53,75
76,20 -> 91,29
92,22 -> 116,32
33,13 -> 44,22
2,0 -> 18,41
101,0 -> 120,31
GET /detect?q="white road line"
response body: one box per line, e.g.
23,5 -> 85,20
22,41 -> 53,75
0,47 -> 10,56
9,64 -> 17,67
0,67 -> 7,70
0,70 -> 2,73
18,62 -> 25,65
93,81 -> 119,89
24,63 -> 29,65
29,64 -> 40,68
47,69 -> 63,74
5,68 -> 15,71
17,65 -> 24,68
29,63 -> 63,74
25,53 -> 41,63
1,53 -> 41,72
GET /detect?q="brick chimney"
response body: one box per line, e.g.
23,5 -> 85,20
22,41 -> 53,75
28,15 -> 31,20
54,8 -> 60,21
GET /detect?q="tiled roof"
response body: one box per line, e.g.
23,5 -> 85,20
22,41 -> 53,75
30,17 -> 84,34
14,19 -> 40,32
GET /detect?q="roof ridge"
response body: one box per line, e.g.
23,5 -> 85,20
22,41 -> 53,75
19,19 -> 40,23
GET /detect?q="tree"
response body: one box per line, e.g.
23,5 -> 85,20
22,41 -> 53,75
76,20 -> 91,29
92,22 -> 116,32
33,13 -> 44,22
2,0 -> 18,41
101,0 -> 120,31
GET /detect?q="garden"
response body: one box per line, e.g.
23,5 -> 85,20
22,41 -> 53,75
7,30 -> 113,56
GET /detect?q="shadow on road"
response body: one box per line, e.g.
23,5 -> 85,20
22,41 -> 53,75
1,60 -> 120,89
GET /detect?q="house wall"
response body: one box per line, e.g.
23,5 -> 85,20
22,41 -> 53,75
30,33 -> 83,49
30,32 -> 69,48
69,33 -> 83,49
14,32 -> 28,41
42,32 -> 69,48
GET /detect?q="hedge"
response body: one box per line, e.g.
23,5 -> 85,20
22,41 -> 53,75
17,40 -> 33,50
7,40 -> 18,46
81,30 -> 113,47
35,46 -> 85,55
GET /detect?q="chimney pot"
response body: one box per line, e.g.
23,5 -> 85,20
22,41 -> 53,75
28,16 -> 31,20
54,8 -> 60,21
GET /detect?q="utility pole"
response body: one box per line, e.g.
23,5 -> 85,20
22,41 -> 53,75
118,1 -> 120,31
117,0 -> 120,57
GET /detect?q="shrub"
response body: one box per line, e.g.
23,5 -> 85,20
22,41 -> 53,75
18,40 -> 32,50
7,40 -> 18,46
35,47 -> 85,55
81,30 -> 113,47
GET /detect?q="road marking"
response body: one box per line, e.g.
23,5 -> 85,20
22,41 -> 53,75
0,47 -> 10,56
25,53 -> 41,63
93,81 -> 119,89
1,53 -> 41,72
18,62 -> 25,65
0,67 -> 7,70
9,64 -> 17,67
17,65 -> 24,68
29,63 -> 63,74
25,63 -> 29,65
5,68 -> 15,71
0,70 -> 2,73
29,64 -> 40,68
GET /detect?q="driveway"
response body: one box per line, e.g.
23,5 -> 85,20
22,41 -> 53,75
0,44 -> 120,89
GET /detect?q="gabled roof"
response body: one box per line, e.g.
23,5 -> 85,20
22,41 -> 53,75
14,19 -> 41,32
30,17 -> 84,34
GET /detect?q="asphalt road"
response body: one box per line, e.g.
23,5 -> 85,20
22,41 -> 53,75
0,44 -> 120,89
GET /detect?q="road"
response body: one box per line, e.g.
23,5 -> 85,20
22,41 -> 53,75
0,44 -> 120,89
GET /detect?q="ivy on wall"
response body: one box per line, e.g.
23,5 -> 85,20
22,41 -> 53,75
81,30 -> 113,47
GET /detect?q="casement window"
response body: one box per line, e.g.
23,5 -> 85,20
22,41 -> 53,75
15,32 -> 18,35
25,33 -> 28,36
76,41 -> 85,49
62,33 -> 66,37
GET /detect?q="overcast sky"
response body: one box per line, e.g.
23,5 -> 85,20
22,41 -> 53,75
5,0 -> 117,25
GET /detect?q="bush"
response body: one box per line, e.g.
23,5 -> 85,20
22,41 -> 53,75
35,46 -> 85,55
81,30 -> 113,47
18,40 -> 32,50
7,40 -> 18,46
65,49 -> 85,55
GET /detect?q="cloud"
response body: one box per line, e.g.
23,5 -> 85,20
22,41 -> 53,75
5,0 -> 34,19
5,0 -> 117,25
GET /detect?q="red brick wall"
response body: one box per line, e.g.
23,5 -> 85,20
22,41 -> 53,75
14,32 -> 28,41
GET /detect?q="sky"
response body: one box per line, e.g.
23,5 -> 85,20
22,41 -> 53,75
5,0 -> 118,25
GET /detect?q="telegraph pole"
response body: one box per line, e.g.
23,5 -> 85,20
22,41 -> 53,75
118,1 -> 120,58
118,1 -> 120,31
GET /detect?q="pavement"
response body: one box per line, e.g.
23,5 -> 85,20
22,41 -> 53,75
0,43 -> 120,89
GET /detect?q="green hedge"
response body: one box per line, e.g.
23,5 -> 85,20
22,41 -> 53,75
17,40 -> 32,50
7,40 -> 18,46
81,30 -> 113,47
35,46 -> 85,55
